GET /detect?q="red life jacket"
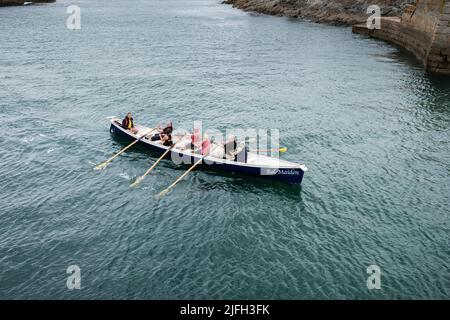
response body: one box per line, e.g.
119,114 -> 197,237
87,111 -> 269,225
191,130 -> 201,147
201,139 -> 211,155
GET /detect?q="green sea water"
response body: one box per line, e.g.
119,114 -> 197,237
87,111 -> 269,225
0,0 -> 449,299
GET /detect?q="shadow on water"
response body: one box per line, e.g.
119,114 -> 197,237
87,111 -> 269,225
387,46 -> 425,69
370,45 -> 450,114
195,169 -> 304,196
406,71 -> 450,114
424,74 -> 450,97
363,34 -> 425,71
110,133 -> 305,200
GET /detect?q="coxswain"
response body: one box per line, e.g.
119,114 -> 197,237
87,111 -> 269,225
121,112 -> 138,135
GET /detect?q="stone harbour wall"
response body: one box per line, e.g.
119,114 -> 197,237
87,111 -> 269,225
0,0 -> 25,5
352,0 -> 450,75
0,0 -> 55,6
223,0 -> 414,25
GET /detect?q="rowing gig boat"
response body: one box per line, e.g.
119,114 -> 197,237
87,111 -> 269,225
109,119 -> 308,184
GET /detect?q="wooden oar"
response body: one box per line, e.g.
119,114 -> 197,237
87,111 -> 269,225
251,147 -> 288,153
130,142 -> 178,187
94,128 -> 156,170
157,151 -> 210,197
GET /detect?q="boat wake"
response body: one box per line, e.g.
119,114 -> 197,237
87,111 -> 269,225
118,172 -> 131,180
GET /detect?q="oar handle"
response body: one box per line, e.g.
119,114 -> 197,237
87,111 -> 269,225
137,129 -> 156,141
109,129 -> 153,158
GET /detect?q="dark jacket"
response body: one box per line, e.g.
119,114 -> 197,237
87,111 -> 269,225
162,134 -> 173,146
163,126 -> 173,135
122,117 -> 134,129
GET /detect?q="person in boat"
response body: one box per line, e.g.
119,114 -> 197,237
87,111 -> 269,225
223,135 -> 237,159
150,121 -> 173,146
207,137 -> 225,159
200,134 -> 211,155
221,135 -> 247,162
235,145 -> 248,163
122,112 -> 139,135
190,128 -> 202,151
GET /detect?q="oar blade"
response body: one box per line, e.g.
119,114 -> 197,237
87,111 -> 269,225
130,177 -> 143,188
156,189 -> 170,198
93,127 -> 155,171
94,162 -> 108,170
279,147 -> 288,153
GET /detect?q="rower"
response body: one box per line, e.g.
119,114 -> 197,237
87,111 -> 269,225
122,112 -> 139,134
190,128 -> 202,151
200,134 -> 211,155
150,121 -> 173,146
208,137 -> 225,159
223,135 -> 238,160
235,145 -> 248,163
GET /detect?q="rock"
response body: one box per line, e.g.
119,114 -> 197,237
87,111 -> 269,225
0,0 -> 25,6
0,0 -> 55,6
223,0 -> 415,25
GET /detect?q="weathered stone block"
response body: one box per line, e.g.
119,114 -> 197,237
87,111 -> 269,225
427,60 -> 439,68
438,60 -> 450,68
436,68 -> 450,75
0,0 -> 25,6
443,3 -> 450,14
436,26 -> 450,33
429,47 -> 441,54
428,54 -> 445,62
